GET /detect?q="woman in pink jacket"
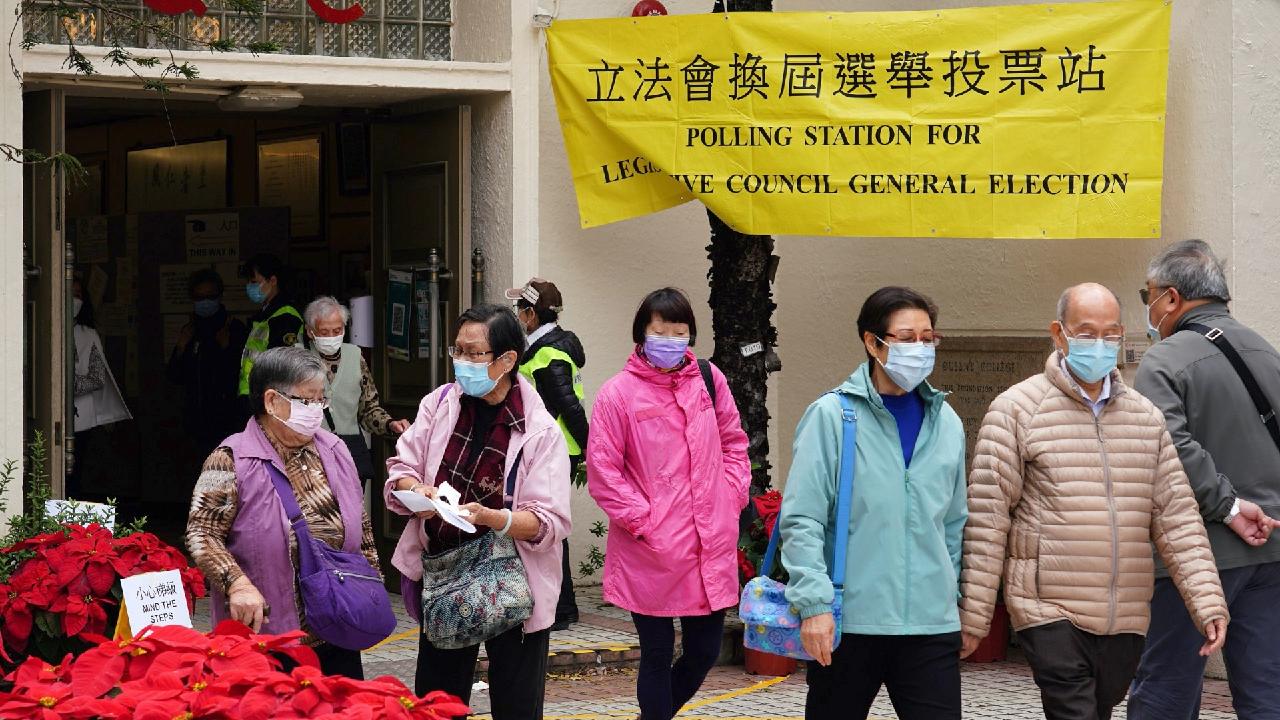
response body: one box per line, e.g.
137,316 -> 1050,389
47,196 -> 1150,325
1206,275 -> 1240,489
383,304 -> 572,720
588,287 -> 751,720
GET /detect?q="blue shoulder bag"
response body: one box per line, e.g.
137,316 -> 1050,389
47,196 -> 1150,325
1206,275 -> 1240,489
740,392 -> 856,661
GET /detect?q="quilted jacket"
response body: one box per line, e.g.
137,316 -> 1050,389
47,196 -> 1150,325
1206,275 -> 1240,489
960,353 -> 1228,639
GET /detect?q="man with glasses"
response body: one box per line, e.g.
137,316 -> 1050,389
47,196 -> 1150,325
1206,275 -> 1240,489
960,282 -> 1228,720
1127,240 -> 1280,719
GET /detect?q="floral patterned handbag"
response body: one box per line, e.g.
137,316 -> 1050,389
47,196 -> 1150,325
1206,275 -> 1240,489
419,450 -> 533,650
740,392 -> 856,661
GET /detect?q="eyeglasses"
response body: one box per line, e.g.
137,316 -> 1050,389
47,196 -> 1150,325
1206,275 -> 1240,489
280,392 -> 329,410
1062,326 -> 1124,344
448,346 -> 496,362
881,332 -> 943,348
1139,286 -> 1169,305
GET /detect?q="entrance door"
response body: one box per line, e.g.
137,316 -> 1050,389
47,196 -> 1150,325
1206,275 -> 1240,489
369,106 -> 471,583
24,89 -> 72,495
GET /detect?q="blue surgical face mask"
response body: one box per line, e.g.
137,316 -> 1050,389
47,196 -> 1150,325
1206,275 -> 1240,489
1065,337 -> 1120,383
246,282 -> 267,305
193,298 -> 221,318
877,340 -> 936,392
453,358 -> 499,397
1145,288 -> 1172,343
643,335 -> 690,369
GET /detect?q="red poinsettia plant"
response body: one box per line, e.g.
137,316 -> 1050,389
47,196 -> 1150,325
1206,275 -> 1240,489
0,621 -> 469,719
0,523 -> 206,665
738,490 -> 785,584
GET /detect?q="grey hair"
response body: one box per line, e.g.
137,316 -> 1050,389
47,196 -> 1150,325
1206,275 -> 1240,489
248,346 -> 326,416
304,295 -> 350,329
1056,283 -> 1122,323
1147,239 -> 1231,303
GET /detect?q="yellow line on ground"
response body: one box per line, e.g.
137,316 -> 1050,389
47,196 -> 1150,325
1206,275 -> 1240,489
366,628 -> 417,650
677,675 -> 787,713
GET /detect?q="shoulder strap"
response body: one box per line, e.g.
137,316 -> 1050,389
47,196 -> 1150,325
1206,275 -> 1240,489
504,449 -> 524,510
263,461 -> 307,529
698,359 -> 716,403
1184,323 -> 1280,454
759,392 -> 857,584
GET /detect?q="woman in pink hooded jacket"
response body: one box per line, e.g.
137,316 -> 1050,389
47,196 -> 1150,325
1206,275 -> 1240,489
588,287 -> 751,720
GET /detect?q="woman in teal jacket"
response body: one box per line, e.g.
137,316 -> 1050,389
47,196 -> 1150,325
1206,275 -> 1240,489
780,286 -> 967,720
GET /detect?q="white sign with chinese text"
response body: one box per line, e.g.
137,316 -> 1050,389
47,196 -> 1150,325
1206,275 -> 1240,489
185,213 -> 240,263
121,570 -> 192,631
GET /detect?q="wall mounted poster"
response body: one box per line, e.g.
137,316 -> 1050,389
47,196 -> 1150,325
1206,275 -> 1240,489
185,213 -> 240,263
387,269 -> 413,361
126,140 -> 228,214
258,136 -> 321,240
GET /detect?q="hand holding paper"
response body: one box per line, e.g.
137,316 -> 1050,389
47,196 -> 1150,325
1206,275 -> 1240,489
391,482 -> 475,533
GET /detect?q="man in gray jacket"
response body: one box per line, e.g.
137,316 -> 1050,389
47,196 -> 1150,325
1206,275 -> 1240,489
1128,240 -> 1280,719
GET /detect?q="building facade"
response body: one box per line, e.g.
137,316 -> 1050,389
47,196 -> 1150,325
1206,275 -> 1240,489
3,0 -> 1279,598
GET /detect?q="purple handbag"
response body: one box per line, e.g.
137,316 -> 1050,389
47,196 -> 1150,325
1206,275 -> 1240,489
266,463 -> 397,650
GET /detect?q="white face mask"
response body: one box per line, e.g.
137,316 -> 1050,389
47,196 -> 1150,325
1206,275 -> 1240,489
313,335 -> 343,356
270,395 -> 325,438
72,298 -> 83,319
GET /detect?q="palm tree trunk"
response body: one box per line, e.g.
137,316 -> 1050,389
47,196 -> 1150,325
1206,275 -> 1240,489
708,0 -> 777,498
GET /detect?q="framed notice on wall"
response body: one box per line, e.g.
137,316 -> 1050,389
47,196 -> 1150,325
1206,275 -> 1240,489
258,135 -> 322,243
126,139 -> 228,214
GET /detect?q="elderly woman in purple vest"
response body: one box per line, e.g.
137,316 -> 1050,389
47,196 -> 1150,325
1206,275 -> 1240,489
186,345 -> 380,679
384,304 -> 572,720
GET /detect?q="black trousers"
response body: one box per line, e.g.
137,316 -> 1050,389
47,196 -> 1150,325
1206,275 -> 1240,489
314,642 -> 365,680
415,625 -> 550,720
632,611 -> 726,720
1018,621 -> 1145,720
805,632 -> 961,720
555,538 -> 579,622
277,642 -> 364,680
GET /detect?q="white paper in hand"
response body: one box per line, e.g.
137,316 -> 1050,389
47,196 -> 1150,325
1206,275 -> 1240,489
430,481 -> 476,533
390,489 -> 434,513
391,483 -> 476,533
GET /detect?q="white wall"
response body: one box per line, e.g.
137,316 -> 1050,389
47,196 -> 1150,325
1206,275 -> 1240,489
534,0 -> 1268,581
0,0 -> 24,517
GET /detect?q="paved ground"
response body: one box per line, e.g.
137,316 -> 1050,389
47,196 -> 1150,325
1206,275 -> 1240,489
195,586 -> 1239,718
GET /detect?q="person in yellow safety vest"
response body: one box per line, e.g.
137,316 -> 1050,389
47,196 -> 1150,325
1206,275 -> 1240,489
238,253 -> 304,399
507,278 -> 587,631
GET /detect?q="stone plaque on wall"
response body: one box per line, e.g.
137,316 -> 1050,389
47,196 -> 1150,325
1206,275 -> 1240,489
931,337 -> 1053,465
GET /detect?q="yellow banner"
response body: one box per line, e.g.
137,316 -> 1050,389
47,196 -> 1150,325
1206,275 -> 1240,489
547,1 -> 1171,238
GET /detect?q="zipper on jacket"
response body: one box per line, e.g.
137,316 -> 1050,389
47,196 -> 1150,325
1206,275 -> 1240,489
1095,417 -> 1120,635
904,468 -> 912,626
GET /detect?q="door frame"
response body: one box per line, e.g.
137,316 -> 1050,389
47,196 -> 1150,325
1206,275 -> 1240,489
24,89 -> 72,495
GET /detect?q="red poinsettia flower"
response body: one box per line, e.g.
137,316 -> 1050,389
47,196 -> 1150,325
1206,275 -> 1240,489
54,526 -> 120,598
0,676 -> 74,720
0,584 -> 36,652
47,592 -> 113,638
737,547 -> 756,581
211,620 -> 318,669
752,490 -> 782,522
2,529 -> 69,555
9,557 -> 62,608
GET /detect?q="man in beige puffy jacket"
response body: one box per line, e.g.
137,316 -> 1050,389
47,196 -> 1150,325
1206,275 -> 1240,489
959,283 -> 1229,720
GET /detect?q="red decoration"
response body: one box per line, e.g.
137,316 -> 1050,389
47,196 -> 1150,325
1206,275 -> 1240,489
632,0 -> 668,16
0,623 -> 471,719
307,0 -> 365,25
0,524 -> 206,658
143,0 -> 208,17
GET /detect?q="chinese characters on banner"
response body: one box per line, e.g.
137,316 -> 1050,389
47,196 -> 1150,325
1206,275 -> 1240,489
546,0 -> 1171,238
